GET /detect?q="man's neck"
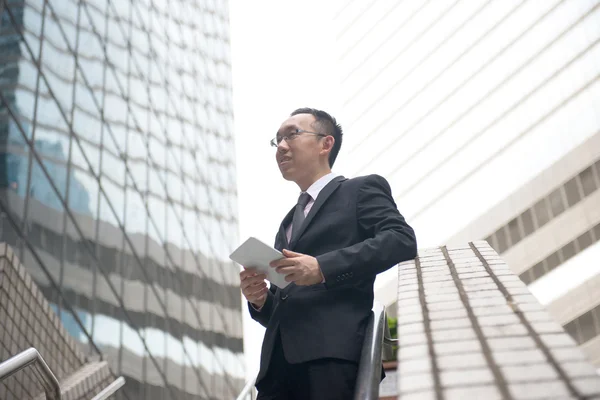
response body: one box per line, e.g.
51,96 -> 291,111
297,169 -> 332,192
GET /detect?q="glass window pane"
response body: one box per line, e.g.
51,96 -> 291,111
577,230 -> 593,252
545,252 -> 561,272
563,320 -> 580,344
531,261 -> 546,281
521,208 -> 534,237
494,227 -> 508,253
507,218 -> 522,247
533,198 -> 551,228
579,166 -> 598,197
548,188 -> 566,218
564,177 -> 581,208
519,269 -> 532,285
560,241 -> 576,262
578,311 -> 596,344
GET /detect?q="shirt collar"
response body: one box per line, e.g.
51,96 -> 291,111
304,172 -> 339,201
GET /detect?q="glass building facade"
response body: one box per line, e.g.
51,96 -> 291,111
333,0 -> 600,370
0,0 -> 243,399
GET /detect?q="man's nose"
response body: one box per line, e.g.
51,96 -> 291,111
277,139 -> 290,152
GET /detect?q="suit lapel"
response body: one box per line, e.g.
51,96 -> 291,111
289,175 -> 346,249
276,206 -> 295,250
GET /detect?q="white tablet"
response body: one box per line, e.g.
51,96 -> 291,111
229,237 -> 290,289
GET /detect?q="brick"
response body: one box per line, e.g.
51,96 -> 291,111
477,313 -> 521,326
426,301 -> 464,312
471,304 -> 516,317
399,290 -> 420,300
437,352 -> 487,370
424,286 -> 458,296
540,333 -> 578,348
398,312 -> 424,325
398,357 -> 431,375
399,304 -> 423,316
434,339 -> 482,356
441,368 -> 494,386
397,390 -> 437,400
426,294 -> 461,304
444,385 -> 502,400
428,308 -> 468,321
501,364 -> 559,382
463,283 -> 500,292
508,381 -> 572,399
398,322 -> 425,336
399,344 -> 430,361
457,271 -> 489,279
481,323 -> 528,337
561,361 -> 600,379
431,318 -> 472,330
398,372 -> 433,393
487,336 -> 536,351
468,296 -> 510,308
399,333 -> 428,347
460,277 -> 495,286
572,376 -> 600,397
432,328 -> 476,343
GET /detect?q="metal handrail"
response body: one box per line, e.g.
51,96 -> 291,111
353,301 -> 391,400
0,347 -> 62,400
235,372 -> 257,400
91,376 -> 126,400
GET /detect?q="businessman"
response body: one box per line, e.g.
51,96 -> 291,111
240,108 -> 417,399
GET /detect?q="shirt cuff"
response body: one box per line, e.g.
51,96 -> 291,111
251,302 -> 264,312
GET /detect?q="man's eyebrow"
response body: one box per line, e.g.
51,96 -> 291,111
277,126 -> 299,135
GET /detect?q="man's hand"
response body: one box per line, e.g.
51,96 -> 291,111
270,249 -> 325,286
240,268 -> 268,308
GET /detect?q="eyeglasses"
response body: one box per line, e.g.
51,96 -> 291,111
270,129 -> 327,147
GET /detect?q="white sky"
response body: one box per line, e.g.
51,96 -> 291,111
229,0 -> 342,379
229,0 -> 600,382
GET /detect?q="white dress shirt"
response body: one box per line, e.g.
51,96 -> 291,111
253,172 -> 339,311
286,172 -> 339,243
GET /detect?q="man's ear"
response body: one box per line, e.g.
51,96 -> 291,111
321,136 -> 334,154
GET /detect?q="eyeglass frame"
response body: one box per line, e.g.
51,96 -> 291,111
270,129 -> 328,148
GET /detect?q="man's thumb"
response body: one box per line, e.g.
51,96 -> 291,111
282,249 -> 301,257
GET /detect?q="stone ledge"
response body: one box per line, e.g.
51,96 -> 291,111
395,241 -> 600,400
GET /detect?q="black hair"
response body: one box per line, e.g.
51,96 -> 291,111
290,108 -> 343,167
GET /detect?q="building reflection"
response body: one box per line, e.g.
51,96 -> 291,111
0,0 -> 242,399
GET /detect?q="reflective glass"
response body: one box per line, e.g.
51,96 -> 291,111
0,1 -> 241,397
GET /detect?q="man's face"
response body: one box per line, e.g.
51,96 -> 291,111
275,113 -> 324,182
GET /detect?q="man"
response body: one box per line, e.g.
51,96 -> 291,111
240,108 -> 417,399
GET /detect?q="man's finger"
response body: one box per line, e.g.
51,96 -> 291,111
275,266 -> 296,275
240,268 -> 259,279
282,249 -> 303,257
270,258 -> 296,268
244,283 -> 267,299
246,285 -> 267,299
241,275 -> 266,290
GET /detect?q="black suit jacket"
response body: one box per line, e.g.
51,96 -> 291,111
249,174 -> 417,384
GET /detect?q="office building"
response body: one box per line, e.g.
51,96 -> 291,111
0,0 -> 243,398
334,0 -> 600,369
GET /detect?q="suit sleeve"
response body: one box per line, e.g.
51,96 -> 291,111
316,174 -> 417,288
248,285 -> 277,328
